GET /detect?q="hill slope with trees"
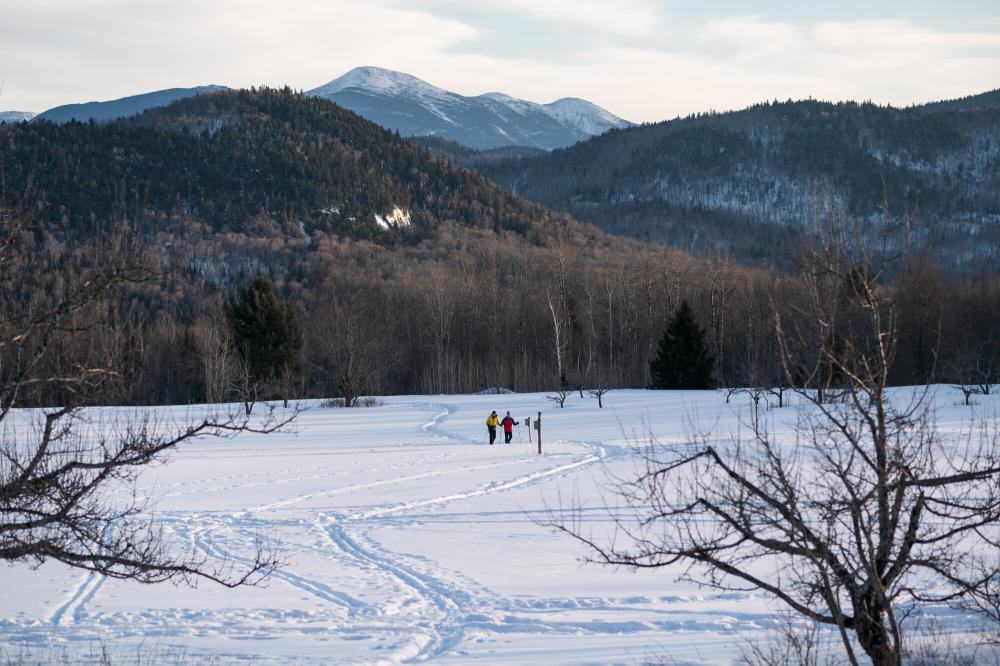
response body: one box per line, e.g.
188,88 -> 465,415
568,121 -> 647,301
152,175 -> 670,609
2,87 -> 585,246
1,88 -> 997,408
477,93 -> 1000,269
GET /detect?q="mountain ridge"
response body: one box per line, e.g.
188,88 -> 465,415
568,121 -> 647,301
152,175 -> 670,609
34,85 -> 229,124
306,66 -> 633,150
0,111 -> 36,123
476,95 -> 1000,269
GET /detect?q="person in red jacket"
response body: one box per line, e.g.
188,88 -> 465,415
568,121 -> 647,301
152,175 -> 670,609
500,411 -> 519,444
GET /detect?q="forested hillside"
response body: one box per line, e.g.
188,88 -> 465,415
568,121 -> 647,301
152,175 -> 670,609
478,94 -> 1000,268
2,88 -> 572,244
2,88 -> 998,408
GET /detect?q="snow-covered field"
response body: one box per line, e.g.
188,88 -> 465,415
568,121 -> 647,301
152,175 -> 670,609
2,388 -> 998,664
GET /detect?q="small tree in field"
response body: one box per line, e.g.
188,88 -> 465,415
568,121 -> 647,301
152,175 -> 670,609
588,387 -> 611,408
649,301 -> 714,389
227,277 -> 302,408
547,388 -> 572,408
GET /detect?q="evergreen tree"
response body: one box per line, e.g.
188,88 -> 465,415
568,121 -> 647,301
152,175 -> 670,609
227,277 -> 302,398
649,301 -> 714,389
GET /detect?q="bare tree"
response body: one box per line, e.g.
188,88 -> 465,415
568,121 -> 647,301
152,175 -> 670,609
309,282 -> 393,407
950,341 -> 999,405
732,385 -> 768,422
231,355 -> 261,416
588,387 -> 611,409
546,289 -> 568,388
719,386 -> 742,404
420,268 -> 457,394
765,385 -> 791,408
555,221 -> 1000,665
0,216 -> 287,587
547,389 -> 572,409
191,318 -> 236,405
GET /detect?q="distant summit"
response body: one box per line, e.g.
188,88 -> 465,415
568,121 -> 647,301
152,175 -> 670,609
23,70 -> 630,148
0,111 -> 35,123
36,85 -> 228,124
308,66 -> 632,150
917,88 -> 1000,112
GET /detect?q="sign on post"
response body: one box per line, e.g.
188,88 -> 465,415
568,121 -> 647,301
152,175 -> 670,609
534,411 -> 542,454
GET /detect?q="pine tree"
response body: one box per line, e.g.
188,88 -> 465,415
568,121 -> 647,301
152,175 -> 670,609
649,301 -> 714,389
227,277 -> 302,401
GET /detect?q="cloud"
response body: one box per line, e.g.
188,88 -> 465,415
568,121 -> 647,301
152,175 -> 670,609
474,0 -> 666,36
0,0 -> 480,110
689,16 -> 1000,105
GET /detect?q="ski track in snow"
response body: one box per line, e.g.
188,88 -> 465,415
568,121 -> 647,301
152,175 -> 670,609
320,520 -> 470,662
34,400 -> 631,662
191,522 -> 370,616
417,402 -> 475,445
353,446 -> 607,521
3,399 -> 759,663
48,569 -> 106,627
247,456 -> 545,515
7,392 -> 994,663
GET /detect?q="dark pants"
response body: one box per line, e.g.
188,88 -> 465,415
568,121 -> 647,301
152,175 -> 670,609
488,426 -> 496,445
504,430 -> 513,444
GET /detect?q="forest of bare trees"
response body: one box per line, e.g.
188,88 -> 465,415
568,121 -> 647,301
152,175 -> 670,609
4,209 -> 998,410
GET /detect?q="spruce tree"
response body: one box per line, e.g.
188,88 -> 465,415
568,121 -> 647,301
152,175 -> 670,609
227,277 -> 302,396
649,301 -> 714,389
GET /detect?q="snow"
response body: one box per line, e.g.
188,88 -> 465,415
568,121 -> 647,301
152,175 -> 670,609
1,388 -> 996,663
544,98 -> 634,135
375,207 -> 411,230
297,220 -> 312,243
478,92 -> 632,133
309,66 -> 632,144
312,67 -> 452,101
311,66 -> 466,124
0,111 -> 36,123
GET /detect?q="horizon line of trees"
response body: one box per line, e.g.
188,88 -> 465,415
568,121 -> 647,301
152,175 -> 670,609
5,219 -> 998,410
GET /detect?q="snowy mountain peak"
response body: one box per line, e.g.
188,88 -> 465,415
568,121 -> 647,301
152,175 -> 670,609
478,92 -> 515,102
544,97 -> 631,136
308,67 -> 632,150
0,111 -> 36,123
311,66 -> 453,102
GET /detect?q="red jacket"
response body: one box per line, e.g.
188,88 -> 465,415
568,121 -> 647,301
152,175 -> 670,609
501,416 -> 518,432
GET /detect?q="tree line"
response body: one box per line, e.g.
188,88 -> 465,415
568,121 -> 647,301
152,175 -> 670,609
5,215 -> 998,410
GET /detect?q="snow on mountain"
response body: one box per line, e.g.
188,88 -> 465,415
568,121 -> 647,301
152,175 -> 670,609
0,111 -> 35,123
308,66 -> 632,150
311,67 -> 455,106
545,97 -> 631,137
375,206 -> 411,230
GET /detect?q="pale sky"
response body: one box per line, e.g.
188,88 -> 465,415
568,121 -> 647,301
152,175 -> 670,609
1,0 -> 999,122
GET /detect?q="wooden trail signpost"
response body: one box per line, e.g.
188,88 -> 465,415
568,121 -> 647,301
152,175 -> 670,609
525,413 -> 542,454
534,411 -> 542,454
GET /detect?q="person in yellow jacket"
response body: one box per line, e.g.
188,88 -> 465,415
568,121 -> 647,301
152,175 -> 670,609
486,410 -> 500,445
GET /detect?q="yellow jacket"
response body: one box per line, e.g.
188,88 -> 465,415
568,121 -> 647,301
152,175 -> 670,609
486,414 -> 500,427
